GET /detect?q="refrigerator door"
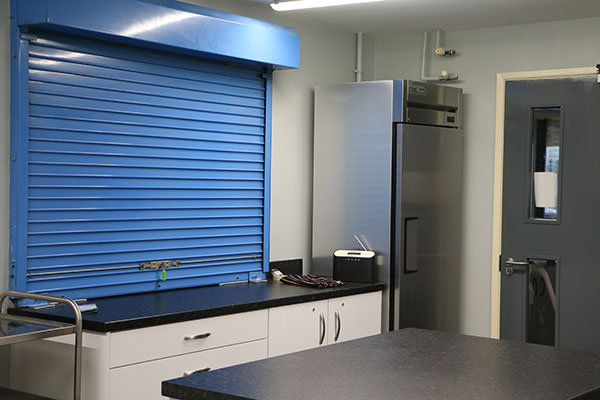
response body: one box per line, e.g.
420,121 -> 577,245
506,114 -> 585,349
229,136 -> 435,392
394,123 -> 463,331
312,81 -> 395,331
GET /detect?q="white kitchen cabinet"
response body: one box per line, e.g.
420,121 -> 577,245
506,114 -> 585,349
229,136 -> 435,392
267,300 -> 328,357
327,291 -> 381,344
9,290 -> 382,399
268,292 -> 382,358
10,310 -> 268,400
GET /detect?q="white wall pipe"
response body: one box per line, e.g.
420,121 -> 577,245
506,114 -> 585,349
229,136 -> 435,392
420,30 -> 439,82
355,32 -> 363,82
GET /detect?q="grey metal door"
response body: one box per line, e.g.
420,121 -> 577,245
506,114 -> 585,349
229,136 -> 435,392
500,76 -> 600,353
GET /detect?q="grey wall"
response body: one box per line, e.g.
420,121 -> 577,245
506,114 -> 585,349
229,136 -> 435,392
374,16 -> 600,337
181,0 -> 359,268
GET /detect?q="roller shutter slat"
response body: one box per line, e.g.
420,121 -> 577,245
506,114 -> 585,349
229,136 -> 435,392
16,31 -> 269,297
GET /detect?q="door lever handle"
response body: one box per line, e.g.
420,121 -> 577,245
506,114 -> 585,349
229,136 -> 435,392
505,258 -> 530,276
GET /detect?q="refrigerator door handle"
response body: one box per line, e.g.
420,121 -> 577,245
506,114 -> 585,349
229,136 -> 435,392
404,217 -> 419,273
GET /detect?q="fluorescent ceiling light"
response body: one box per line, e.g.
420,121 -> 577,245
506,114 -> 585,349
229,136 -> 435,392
271,0 -> 385,12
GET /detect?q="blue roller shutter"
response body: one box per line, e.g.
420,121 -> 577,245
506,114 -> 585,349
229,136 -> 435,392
11,31 -> 271,300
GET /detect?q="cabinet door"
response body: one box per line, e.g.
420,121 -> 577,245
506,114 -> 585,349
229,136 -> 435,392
110,339 -> 267,400
328,291 -> 382,344
268,300 -> 328,357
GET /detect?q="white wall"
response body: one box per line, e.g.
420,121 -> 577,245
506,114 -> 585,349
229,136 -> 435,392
374,16 -> 600,337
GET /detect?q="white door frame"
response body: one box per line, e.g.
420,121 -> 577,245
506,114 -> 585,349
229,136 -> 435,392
490,67 -> 597,338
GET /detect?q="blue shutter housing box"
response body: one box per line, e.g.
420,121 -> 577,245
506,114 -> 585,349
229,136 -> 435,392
10,0 -> 299,304
16,0 -> 300,69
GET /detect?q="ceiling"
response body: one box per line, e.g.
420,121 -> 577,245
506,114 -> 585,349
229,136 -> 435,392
240,0 -> 600,34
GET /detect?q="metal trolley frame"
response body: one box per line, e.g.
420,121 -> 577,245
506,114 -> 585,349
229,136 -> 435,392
0,290 -> 82,400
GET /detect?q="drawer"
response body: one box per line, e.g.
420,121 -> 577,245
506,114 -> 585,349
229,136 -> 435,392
109,339 -> 267,400
110,309 -> 268,367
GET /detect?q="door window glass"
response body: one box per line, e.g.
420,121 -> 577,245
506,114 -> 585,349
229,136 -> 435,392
528,259 -> 557,346
530,107 -> 561,221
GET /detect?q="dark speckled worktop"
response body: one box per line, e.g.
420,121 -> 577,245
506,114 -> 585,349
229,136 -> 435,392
162,328 -> 600,400
10,280 -> 384,332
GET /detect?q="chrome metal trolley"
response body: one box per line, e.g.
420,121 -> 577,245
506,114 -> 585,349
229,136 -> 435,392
0,290 -> 82,400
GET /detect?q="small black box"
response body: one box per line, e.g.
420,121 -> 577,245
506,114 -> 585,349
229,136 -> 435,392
333,250 -> 376,283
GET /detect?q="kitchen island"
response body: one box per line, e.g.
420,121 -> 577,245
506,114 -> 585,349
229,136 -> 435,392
162,328 -> 600,400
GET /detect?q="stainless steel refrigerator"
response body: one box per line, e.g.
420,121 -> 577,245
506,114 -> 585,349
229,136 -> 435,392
311,80 -> 463,332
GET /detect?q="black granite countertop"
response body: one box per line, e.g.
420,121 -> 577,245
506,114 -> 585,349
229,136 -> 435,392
10,280 -> 384,332
162,328 -> 600,400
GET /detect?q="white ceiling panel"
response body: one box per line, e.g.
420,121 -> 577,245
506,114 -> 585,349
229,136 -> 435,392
241,0 -> 600,33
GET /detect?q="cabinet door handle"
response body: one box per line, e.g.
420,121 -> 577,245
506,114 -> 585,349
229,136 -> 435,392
319,313 -> 325,345
184,332 -> 211,341
334,311 -> 341,342
183,367 -> 211,376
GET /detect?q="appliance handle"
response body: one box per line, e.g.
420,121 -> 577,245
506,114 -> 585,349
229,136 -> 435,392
404,217 -> 419,273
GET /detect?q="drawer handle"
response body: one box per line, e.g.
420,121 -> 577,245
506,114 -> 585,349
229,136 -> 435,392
334,311 -> 341,342
183,367 -> 211,376
184,332 -> 211,341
